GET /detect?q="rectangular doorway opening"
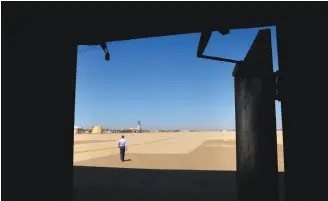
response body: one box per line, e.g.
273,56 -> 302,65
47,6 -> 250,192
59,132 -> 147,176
73,26 -> 284,201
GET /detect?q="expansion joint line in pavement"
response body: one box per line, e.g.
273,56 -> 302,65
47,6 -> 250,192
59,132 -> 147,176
74,137 -> 174,154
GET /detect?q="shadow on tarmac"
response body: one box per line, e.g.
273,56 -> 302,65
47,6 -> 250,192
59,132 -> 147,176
74,166 -> 285,201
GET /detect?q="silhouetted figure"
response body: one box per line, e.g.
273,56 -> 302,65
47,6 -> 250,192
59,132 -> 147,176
118,135 -> 127,162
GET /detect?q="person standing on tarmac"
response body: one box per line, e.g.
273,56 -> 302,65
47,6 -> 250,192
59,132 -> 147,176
118,135 -> 127,162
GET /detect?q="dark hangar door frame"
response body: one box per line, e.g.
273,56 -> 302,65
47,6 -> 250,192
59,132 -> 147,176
4,4 -> 325,201
197,28 -> 279,201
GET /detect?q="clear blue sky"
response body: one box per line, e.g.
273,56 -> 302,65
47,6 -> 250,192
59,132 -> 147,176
74,26 -> 281,131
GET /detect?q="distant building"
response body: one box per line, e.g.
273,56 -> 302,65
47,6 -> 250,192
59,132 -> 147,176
137,121 -> 141,132
92,126 -> 102,134
125,121 -> 142,133
74,126 -> 84,134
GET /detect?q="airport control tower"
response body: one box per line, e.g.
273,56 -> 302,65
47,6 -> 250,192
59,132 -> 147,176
137,121 -> 141,132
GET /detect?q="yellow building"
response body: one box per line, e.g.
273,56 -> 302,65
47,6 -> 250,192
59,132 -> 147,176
92,126 -> 102,134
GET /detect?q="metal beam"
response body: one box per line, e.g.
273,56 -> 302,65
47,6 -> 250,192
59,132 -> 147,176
197,31 -> 241,64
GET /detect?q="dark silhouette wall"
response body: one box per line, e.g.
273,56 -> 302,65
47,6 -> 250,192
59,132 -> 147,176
3,2 -> 326,201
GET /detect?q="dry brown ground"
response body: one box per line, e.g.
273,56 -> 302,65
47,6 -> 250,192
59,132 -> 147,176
75,139 -> 284,172
74,139 -> 285,201
74,140 -> 116,145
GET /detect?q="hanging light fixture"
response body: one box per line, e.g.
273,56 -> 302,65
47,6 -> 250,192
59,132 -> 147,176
100,43 -> 110,61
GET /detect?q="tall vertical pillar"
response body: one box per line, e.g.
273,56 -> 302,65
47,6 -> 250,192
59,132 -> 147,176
233,29 -> 278,201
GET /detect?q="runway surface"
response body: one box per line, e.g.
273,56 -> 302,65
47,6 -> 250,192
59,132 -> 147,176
74,132 -> 285,201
